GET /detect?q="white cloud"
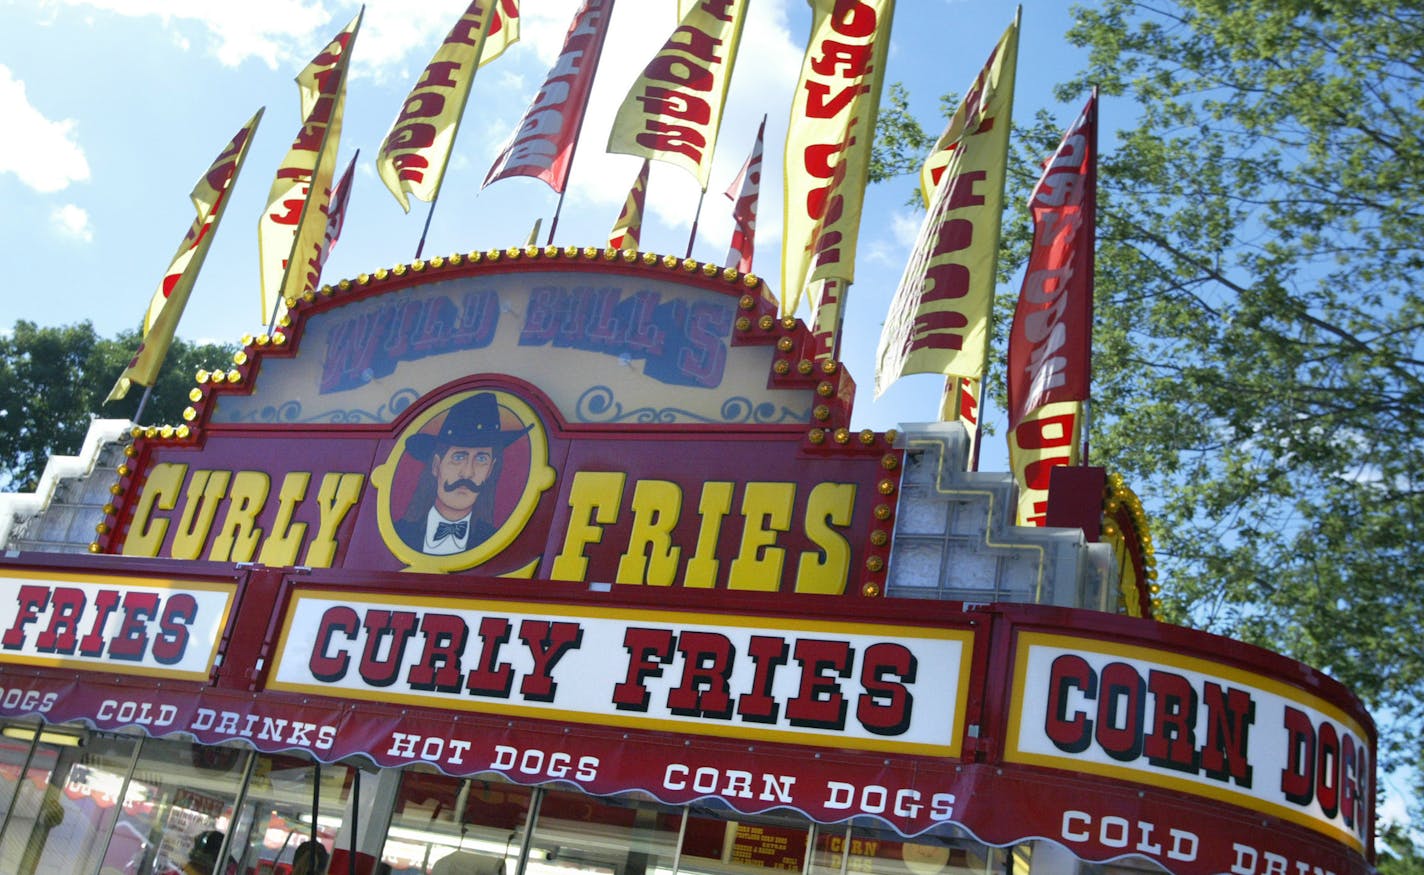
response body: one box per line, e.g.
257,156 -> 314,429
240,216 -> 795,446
55,0 -> 333,69
51,204 -> 94,242
0,65 -> 91,193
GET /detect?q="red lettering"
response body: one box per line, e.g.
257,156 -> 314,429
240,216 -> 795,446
465,616 -> 515,697
666,631 -> 735,718
517,619 -> 583,702
407,613 -> 469,694
310,607 -> 359,682
785,638 -> 851,730
857,642 -> 916,736
613,627 -> 676,711
735,635 -> 788,723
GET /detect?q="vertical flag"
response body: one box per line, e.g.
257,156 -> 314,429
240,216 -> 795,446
108,109 -> 264,402
482,0 -> 522,68
607,0 -> 748,189
258,11 -> 361,325
484,0 -> 614,193
1009,91 -> 1098,525
874,16 -> 1018,397
724,115 -> 764,274
376,1 -> 500,212
609,160 -> 650,250
309,150 -> 359,295
781,0 -> 895,353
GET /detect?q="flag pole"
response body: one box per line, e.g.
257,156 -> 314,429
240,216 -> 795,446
1081,84 -> 1099,467
132,385 -> 155,427
415,196 -> 440,259
685,188 -> 707,259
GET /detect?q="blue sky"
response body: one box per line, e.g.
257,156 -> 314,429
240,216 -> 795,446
0,0 -> 1084,466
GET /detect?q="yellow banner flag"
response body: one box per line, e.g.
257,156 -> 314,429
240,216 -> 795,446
609,160 -> 650,250
259,11 -> 361,325
377,1 -> 499,212
874,17 -> 1018,397
483,0 -> 521,68
781,0 -> 895,324
939,375 -> 982,470
606,0 -> 748,189
108,109 -> 264,403
1009,400 -> 1083,526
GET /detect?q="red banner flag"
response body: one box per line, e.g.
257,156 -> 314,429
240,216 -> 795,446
609,160 -> 650,250
309,150 -> 358,294
484,0 -> 614,194
1007,91 -> 1098,429
723,116 -> 764,274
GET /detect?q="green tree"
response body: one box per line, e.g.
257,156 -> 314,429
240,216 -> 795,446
872,0 -> 1424,844
1023,0 -> 1423,815
0,320 -> 236,491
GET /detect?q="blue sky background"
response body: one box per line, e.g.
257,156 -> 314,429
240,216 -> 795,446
0,0 -> 1086,467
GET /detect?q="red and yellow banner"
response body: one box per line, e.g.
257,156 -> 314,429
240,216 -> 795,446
258,11 -> 360,324
484,0 -> 612,194
483,0 -> 521,68
723,115 -> 764,274
376,1 -> 499,212
606,0 -> 748,189
781,0 -> 894,324
874,18 -> 1017,397
1009,400 -> 1083,525
109,110 -> 262,401
1007,91 -> 1097,429
609,159 -> 650,250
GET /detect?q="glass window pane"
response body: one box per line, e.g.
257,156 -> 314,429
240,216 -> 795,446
0,725 -> 137,875
225,754 -> 352,875
676,806 -> 812,875
383,769 -> 535,874
525,788 -> 682,875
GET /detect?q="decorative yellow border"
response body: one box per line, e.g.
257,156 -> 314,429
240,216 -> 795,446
0,568 -> 233,681
1005,631 -> 1368,851
370,390 -> 557,574
268,589 -> 975,757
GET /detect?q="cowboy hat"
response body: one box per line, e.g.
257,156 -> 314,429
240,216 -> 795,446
404,392 -> 533,460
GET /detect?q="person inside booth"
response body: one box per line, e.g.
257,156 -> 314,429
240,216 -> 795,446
290,840 -> 330,875
169,830 -> 224,875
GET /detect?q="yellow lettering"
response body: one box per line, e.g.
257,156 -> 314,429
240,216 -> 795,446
795,482 -> 855,594
171,470 -> 231,561
616,480 -> 683,585
122,462 -> 187,557
257,472 -> 312,566
727,482 -> 794,590
683,481 -> 732,588
302,473 -> 364,567
551,471 -> 626,580
208,471 -> 270,562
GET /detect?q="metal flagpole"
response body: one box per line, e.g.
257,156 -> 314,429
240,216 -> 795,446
685,188 -> 707,259
132,384 -> 155,427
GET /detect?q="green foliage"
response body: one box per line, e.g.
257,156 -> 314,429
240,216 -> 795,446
870,0 -> 1424,838
0,321 -> 236,491
1040,0 -> 1424,817
1379,822 -> 1424,874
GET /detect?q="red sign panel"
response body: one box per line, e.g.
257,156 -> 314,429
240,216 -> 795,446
0,559 -> 1377,874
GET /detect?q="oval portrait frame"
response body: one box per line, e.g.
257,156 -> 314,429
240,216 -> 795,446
371,389 -> 556,573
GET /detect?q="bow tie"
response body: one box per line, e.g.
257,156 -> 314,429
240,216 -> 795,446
434,520 -> 468,541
